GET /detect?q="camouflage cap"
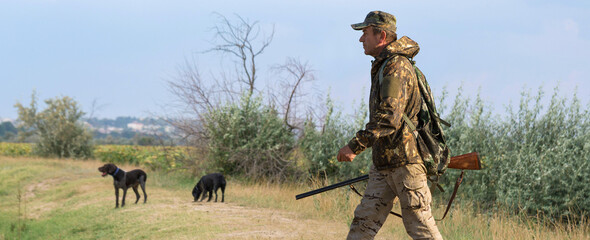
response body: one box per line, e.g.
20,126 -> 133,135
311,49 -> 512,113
351,11 -> 397,32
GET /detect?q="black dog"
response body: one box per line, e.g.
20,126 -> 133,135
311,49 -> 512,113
192,173 -> 226,202
98,163 -> 147,208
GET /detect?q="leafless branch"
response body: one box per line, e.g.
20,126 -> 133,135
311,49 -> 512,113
87,98 -> 107,119
272,57 -> 315,131
205,13 -> 275,95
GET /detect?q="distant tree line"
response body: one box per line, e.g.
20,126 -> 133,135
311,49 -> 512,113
3,108 -> 175,147
85,116 -> 170,129
86,116 -> 176,146
0,121 -> 17,141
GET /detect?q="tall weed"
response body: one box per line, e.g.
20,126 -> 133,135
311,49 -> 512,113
438,84 -> 590,220
298,95 -> 372,181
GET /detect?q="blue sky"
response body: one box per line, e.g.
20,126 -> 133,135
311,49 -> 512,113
1,0 -> 588,120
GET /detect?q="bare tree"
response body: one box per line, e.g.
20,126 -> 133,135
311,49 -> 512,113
165,14 -> 277,176
167,14 -> 275,134
86,99 -> 107,119
206,13 -> 274,96
165,13 -> 319,182
272,57 -> 316,131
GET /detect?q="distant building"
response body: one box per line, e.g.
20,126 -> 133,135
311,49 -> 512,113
96,126 -> 124,134
127,122 -> 144,131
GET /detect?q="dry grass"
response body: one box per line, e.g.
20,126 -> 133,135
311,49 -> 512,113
1,156 -> 589,239
0,157 -> 350,239
222,176 -> 590,239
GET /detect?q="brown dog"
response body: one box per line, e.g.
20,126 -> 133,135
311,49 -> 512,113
98,163 -> 147,208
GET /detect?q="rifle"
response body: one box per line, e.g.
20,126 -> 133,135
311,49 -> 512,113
295,175 -> 369,200
295,152 -> 481,220
295,151 -> 481,200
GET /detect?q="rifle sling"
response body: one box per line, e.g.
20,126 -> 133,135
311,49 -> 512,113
349,170 -> 465,221
436,170 -> 464,221
349,184 -> 403,218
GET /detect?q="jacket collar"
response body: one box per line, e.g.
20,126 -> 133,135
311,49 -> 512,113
373,36 -> 420,64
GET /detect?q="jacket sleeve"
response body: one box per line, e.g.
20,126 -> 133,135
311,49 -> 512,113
347,58 -> 414,154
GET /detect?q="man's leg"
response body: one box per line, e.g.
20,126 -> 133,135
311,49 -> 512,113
391,164 -> 442,240
347,165 -> 396,240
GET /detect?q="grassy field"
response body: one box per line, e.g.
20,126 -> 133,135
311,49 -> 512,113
1,156 -> 588,239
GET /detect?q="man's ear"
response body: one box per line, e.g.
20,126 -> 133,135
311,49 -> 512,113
379,30 -> 388,44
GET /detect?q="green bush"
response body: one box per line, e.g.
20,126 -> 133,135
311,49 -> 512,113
14,93 -> 93,159
494,87 -> 590,219
203,93 -> 299,182
436,87 -> 499,206
298,96 -> 372,181
437,85 -> 590,220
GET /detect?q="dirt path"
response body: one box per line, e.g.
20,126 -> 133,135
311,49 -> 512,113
13,159 -> 354,239
137,183 -> 353,240
188,201 -> 348,239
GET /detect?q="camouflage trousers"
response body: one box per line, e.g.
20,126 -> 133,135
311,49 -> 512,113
347,163 -> 443,240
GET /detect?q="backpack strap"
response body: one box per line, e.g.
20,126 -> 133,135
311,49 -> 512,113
380,56 -> 451,128
377,56 -> 417,133
377,57 -> 393,86
410,61 -> 451,128
376,55 -> 461,221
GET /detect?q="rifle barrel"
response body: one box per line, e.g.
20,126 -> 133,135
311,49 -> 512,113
295,152 -> 481,200
295,175 -> 369,200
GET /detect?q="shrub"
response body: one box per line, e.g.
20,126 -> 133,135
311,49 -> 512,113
14,93 -> 93,159
203,93 -> 300,182
437,85 -> 590,220
298,95 -> 373,181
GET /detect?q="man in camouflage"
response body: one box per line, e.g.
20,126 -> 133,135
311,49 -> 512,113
337,11 -> 443,240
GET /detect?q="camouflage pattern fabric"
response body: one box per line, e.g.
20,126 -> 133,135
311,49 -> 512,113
347,164 -> 443,240
347,36 -> 424,170
351,11 -> 397,33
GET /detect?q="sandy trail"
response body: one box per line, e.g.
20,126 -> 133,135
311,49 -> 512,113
17,162 -> 353,239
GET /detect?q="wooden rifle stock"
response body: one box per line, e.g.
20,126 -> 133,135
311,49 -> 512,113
447,151 -> 481,170
295,152 -> 481,200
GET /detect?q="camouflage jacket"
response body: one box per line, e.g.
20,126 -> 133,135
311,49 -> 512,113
347,36 -> 423,170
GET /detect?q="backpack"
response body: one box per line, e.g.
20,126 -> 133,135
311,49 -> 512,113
378,56 -> 451,181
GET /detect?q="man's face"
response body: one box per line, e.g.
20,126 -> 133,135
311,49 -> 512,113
359,26 -> 383,57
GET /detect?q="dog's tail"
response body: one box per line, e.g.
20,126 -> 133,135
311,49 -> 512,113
140,170 -> 148,182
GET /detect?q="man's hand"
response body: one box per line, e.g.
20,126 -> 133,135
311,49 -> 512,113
337,145 -> 357,162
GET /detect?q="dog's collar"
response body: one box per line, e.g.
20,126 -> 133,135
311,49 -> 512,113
110,168 -> 120,177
